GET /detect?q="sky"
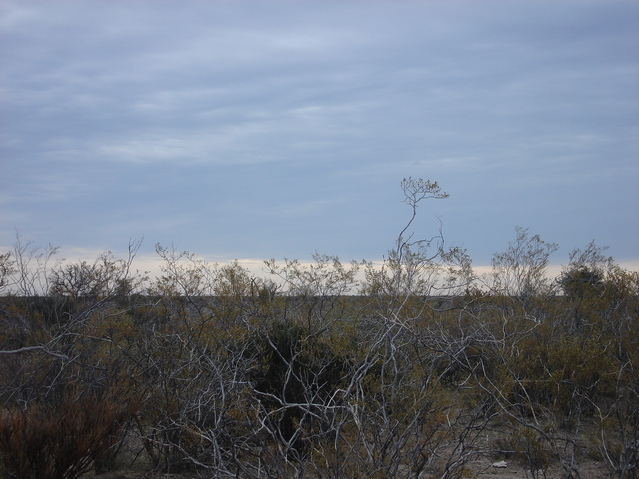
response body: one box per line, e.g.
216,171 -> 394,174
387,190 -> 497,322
1,0 -> 638,276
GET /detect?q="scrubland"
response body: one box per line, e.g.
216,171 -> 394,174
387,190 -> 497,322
1,180 -> 637,478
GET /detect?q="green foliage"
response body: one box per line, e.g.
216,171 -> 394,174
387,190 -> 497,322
508,426 -> 551,478
559,265 -> 604,300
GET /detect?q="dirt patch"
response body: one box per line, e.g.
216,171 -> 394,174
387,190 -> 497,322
466,457 -> 610,478
90,458 -> 611,479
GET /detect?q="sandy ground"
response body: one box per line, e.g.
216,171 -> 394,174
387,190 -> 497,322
467,459 -> 610,479
93,458 -> 612,479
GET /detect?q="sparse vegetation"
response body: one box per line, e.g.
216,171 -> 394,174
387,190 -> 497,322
1,179 -> 637,478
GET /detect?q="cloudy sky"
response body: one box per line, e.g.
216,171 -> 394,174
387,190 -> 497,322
1,0 -> 638,273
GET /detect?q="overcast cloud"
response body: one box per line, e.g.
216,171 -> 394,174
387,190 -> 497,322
1,0 -> 638,271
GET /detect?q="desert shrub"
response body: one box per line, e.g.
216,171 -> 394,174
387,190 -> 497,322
0,383 -> 138,479
508,426 -> 551,479
2,218 -> 638,478
249,319 -> 350,457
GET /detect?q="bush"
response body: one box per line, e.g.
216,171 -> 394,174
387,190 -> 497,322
0,384 -> 138,479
